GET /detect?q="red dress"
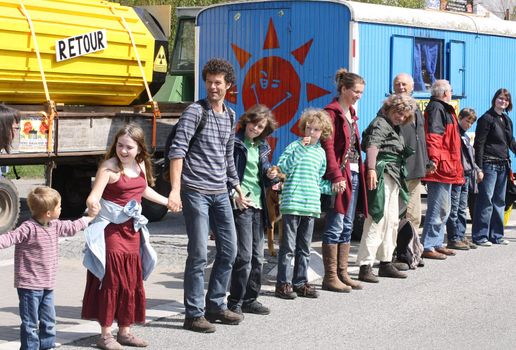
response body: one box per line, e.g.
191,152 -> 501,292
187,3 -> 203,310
81,170 -> 147,327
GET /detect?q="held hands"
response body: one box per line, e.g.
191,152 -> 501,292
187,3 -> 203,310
426,161 -> 437,175
266,167 -> 278,179
87,201 -> 100,217
168,190 -> 182,212
476,170 -> 484,183
367,169 -> 378,190
234,185 -> 251,210
332,180 -> 346,193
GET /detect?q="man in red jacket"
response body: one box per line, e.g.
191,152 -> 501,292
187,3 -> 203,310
420,80 -> 465,260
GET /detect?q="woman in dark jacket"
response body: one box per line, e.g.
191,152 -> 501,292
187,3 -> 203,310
320,69 -> 368,293
472,88 -> 515,246
227,104 -> 278,315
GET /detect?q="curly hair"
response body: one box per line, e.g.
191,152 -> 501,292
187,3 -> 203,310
335,68 -> 365,94
237,104 -> 278,140
0,104 -> 21,153
105,123 -> 155,186
202,58 -> 236,85
381,94 -> 418,125
298,108 -> 333,141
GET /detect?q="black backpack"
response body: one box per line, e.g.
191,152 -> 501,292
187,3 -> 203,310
396,218 -> 424,269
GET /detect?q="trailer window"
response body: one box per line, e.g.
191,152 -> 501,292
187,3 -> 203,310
413,38 -> 443,92
170,17 -> 195,73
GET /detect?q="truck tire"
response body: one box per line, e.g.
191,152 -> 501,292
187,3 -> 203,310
142,163 -> 170,222
52,165 -> 90,219
0,177 -> 20,232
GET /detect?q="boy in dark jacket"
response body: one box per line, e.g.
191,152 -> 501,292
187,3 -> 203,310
446,108 -> 483,250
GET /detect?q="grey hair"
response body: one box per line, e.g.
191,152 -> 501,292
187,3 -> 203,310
430,80 -> 451,98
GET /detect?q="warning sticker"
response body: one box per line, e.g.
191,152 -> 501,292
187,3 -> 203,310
154,46 -> 168,73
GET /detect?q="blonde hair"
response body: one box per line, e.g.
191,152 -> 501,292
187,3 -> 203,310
105,123 -> 155,186
27,186 -> 61,218
335,68 -> 365,94
238,104 -> 278,140
298,108 -> 333,141
382,94 -> 418,125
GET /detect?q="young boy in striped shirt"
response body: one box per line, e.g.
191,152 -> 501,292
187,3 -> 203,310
0,186 -> 96,350
275,108 -> 334,299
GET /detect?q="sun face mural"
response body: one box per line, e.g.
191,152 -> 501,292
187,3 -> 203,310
227,18 -> 331,160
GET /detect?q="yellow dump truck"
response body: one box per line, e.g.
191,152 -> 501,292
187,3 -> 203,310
0,0 -> 187,232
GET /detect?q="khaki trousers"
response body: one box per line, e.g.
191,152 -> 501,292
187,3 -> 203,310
404,179 -> 423,230
357,174 -> 400,266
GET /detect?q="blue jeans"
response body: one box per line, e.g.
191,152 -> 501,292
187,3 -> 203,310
228,208 -> 264,307
472,163 -> 508,244
323,171 -> 359,244
421,182 -> 452,251
17,288 -> 56,350
181,189 -> 237,318
446,176 -> 470,242
276,214 -> 314,287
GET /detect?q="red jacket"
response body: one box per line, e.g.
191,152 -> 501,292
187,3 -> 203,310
422,97 -> 464,185
321,98 -> 368,216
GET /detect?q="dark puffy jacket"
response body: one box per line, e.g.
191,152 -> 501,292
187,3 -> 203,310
422,97 -> 464,185
233,130 -> 274,228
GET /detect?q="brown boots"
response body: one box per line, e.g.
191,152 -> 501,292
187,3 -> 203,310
337,243 -> 363,290
322,243 -> 351,293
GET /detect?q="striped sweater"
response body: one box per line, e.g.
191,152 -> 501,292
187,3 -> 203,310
168,101 -> 239,193
0,217 -> 87,289
278,139 -> 333,218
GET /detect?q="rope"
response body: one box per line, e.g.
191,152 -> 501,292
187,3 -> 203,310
110,6 -> 161,149
19,1 -> 56,154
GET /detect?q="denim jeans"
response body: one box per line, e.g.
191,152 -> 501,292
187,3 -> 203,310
472,163 -> 508,244
276,214 -> 314,287
323,171 -> 359,244
181,189 -> 237,318
446,176 -> 470,242
17,288 -> 56,350
421,182 -> 452,251
228,207 -> 264,307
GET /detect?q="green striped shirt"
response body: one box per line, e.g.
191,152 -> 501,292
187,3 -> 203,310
278,139 -> 332,218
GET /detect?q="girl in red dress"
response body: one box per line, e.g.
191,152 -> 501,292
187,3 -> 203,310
83,124 -> 168,350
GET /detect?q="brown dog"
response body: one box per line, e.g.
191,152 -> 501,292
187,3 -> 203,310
265,166 -> 286,256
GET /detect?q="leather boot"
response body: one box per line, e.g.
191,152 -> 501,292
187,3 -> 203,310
338,243 -> 363,290
322,243 -> 351,293
378,262 -> 408,279
358,265 -> 379,283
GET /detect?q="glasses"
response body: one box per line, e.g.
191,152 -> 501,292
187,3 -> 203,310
497,97 -> 509,103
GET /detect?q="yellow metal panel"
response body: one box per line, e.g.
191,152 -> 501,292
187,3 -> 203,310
0,0 -> 158,105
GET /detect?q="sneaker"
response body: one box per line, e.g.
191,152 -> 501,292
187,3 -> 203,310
228,304 -> 243,316
392,260 -> 410,271
475,240 -> 492,247
205,309 -> 243,325
293,283 -> 319,298
241,300 -> 270,315
447,240 -> 469,250
275,283 -> 297,299
117,333 -> 148,347
495,239 -> 509,245
183,316 -> 216,333
463,238 -> 477,249
96,334 -> 123,350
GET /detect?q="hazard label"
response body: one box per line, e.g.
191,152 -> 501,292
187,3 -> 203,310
153,46 -> 167,73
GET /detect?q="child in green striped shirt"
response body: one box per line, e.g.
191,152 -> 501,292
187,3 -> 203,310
275,108 -> 334,300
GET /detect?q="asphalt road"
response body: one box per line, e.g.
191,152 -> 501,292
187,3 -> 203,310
3,179 -> 516,350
